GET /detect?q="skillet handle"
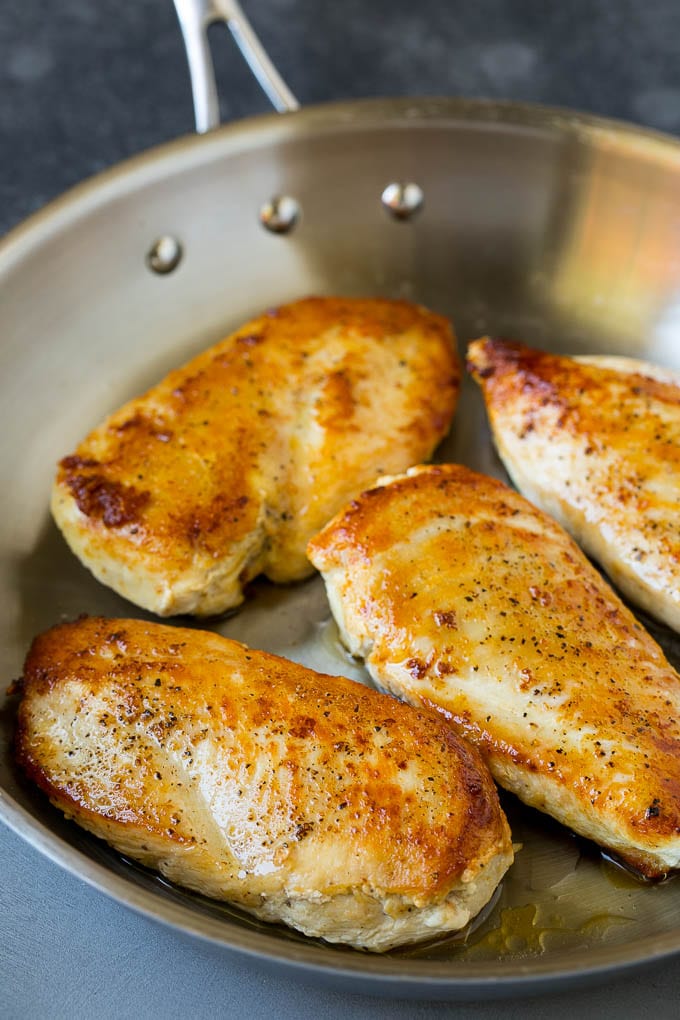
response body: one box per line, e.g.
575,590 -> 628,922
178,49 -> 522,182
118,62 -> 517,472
173,0 -> 300,132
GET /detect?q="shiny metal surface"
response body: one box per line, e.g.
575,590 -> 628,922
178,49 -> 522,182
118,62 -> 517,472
147,234 -> 184,274
381,181 -> 425,220
2,97 -> 680,997
259,194 -> 301,234
173,0 -> 299,131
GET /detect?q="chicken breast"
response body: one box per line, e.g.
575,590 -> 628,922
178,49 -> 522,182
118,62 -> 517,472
51,297 -> 459,617
15,616 -> 512,952
467,338 -> 680,631
308,463 -> 680,879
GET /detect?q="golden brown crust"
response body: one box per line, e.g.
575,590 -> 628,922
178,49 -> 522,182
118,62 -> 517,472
15,616 -> 511,950
308,463 -> 680,879
467,337 -> 680,631
51,297 -> 460,617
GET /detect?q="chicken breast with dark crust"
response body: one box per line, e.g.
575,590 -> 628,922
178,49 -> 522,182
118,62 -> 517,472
15,616 -> 512,952
52,297 -> 459,617
467,337 -> 680,631
308,463 -> 680,879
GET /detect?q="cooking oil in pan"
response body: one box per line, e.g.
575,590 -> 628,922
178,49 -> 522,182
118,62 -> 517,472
395,794 -> 671,962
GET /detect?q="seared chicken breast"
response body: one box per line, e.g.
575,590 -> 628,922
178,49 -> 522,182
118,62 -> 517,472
52,297 -> 459,617
15,616 -> 512,951
467,338 -> 680,631
308,463 -> 680,879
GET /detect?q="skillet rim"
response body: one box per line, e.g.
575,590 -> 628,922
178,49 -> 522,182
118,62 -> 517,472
2,93 -> 680,261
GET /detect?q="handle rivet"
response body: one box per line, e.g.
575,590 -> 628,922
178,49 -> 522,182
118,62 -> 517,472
381,182 -> 424,221
259,195 -> 300,234
147,235 -> 183,274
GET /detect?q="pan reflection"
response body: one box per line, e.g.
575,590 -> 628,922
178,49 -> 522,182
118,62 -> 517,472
546,129 -> 680,360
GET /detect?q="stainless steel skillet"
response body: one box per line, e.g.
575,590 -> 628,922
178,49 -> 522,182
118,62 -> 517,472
2,0 -> 680,999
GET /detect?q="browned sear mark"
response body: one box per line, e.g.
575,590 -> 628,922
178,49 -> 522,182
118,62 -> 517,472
66,474 -> 150,528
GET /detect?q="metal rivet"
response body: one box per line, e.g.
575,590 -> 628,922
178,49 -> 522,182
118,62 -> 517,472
147,236 -> 183,274
381,182 -> 424,221
259,195 -> 300,234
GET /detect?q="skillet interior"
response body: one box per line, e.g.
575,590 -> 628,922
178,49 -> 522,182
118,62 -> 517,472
2,97 -> 680,997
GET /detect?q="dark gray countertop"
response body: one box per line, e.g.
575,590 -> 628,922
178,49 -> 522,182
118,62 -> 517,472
2,1 -> 680,1015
